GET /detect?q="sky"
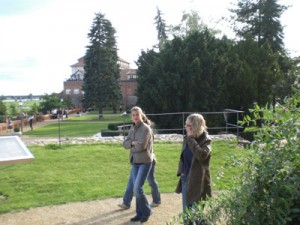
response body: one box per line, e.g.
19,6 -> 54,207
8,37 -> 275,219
0,0 -> 299,96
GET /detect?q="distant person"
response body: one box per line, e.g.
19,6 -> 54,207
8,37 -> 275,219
175,113 -> 212,225
122,106 -> 154,223
28,115 -> 34,130
7,117 -> 12,132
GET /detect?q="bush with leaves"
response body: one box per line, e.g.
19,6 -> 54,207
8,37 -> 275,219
167,89 -> 300,225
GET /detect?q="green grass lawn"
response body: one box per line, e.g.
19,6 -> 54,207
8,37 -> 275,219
0,140 -> 246,214
24,114 -> 133,137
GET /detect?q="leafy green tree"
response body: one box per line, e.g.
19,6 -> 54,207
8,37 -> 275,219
28,102 -> 39,115
61,96 -> 73,109
82,12 -> 121,114
0,101 -> 6,123
9,104 -> 18,116
39,93 -> 63,114
169,10 -> 209,38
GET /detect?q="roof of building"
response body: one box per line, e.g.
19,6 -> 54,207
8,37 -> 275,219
70,57 -> 84,67
70,56 -> 129,67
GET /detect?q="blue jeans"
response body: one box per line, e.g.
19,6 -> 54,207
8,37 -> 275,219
181,175 -> 189,214
131,162 -> 152,219
123,160 -> 161,207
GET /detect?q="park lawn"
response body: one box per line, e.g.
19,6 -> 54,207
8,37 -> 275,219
24,114 -> 133,137
0,140 -> 246,214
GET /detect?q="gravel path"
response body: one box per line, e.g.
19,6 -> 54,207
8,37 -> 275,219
0,193 -> 182,225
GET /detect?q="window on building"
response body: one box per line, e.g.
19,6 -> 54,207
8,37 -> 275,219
66,89 -> 71,95
127,75 -> 137,80
74,89 -> 80,94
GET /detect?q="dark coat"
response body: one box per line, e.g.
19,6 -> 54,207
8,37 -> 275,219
175,132 -> 212,205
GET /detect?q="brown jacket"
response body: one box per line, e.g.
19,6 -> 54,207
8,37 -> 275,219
175,132 -> 212,205
123,122 -> 153,163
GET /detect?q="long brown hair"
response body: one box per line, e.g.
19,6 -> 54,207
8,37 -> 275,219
131,106 -> 151,126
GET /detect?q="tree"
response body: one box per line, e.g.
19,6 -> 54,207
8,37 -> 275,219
154,7 -> 168,49
169,10 -> 211,38
82,12 -> 121,114
39,93 -> 63,114
0,101 -> 6,123
230,0 -> 287,53
230,0 -> 297,107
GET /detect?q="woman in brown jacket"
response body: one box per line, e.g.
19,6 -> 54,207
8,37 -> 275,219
176,113 -> 212,224
123,106 -> 154,223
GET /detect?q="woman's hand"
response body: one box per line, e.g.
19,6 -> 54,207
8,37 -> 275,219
186,126 -> 194,137
185,120 -> 194,137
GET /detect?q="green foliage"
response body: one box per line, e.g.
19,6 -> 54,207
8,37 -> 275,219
13,127 -> 20,132
9,104 -> 18,115
107,122 -> 126,131
168,90 -> 300,225
230,0 -> 287,52
0,101 -> 6,116
39,93 -> 63,114
82,12 -> 121,114
28,102 -> 39,114
154,7 -> 168,49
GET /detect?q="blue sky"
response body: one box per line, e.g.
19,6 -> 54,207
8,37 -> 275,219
0,0 -> 299,96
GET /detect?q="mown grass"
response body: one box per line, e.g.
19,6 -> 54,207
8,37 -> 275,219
24,114 -> 133,137
0,140 -> 246,214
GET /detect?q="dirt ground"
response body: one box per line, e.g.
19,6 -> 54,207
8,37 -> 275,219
0,193 -> 183,225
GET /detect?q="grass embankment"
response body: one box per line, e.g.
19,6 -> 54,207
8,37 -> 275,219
0,140 -> 246,214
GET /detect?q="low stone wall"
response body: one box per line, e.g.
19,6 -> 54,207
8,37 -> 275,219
23,134 -> 238,146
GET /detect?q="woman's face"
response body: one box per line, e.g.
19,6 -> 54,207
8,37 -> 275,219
131,110 -> 142,124
185,119 -> 193,135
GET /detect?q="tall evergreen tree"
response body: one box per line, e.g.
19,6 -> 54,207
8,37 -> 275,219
230,0 -> 287,53
154,7 -> 168,49
230,0 -> 291,106
82,13 -> 121,114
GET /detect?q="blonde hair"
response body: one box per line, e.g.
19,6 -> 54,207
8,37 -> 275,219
187,113 -> 207,137
131,106 -> 151,126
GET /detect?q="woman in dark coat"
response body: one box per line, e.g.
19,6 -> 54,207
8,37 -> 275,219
176,113 -> 212,223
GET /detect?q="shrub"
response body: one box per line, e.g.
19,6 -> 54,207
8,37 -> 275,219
101,130 -> 121,137
13,127 -> 20,132
239,127 -> 260,141
107,123 -> 125,131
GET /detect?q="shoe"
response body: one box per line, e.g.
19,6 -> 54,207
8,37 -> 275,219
141,216 -> 150,223
130,216 -> 141,221
150,202 -> 160,207
118,203 -> 130,209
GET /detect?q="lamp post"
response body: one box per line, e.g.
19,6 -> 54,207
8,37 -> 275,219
58,98 -> 63,148
61,98 -> 64,121
19,100 -> 23,132
121,111 -> 127,140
